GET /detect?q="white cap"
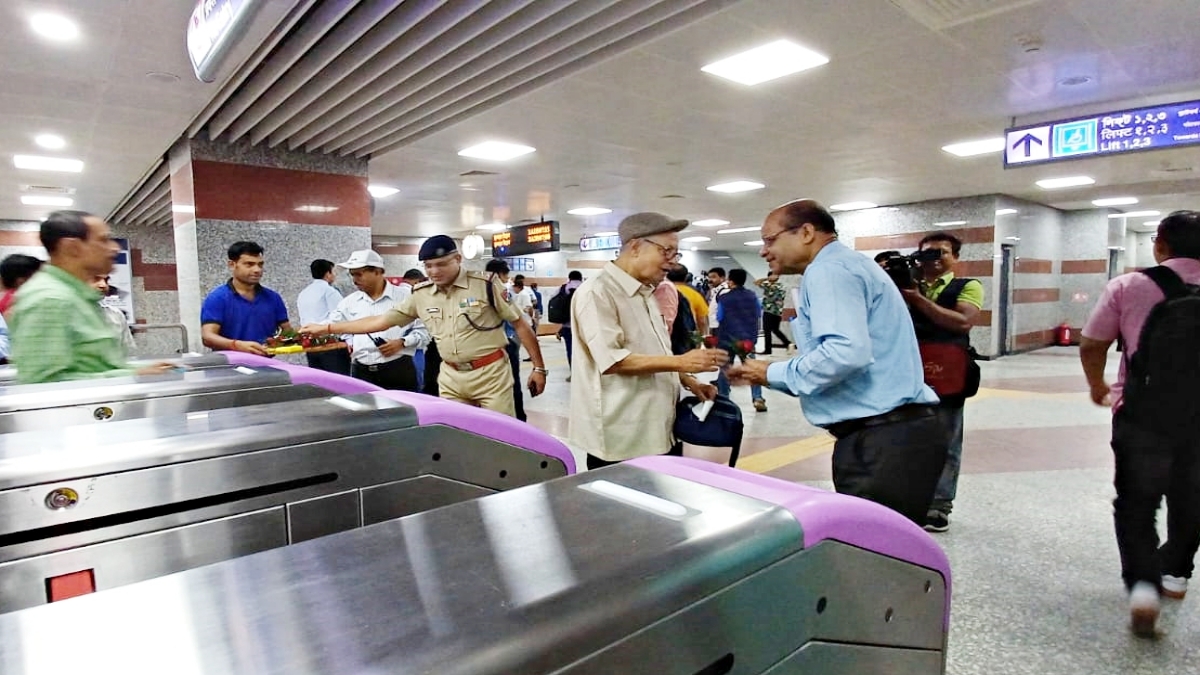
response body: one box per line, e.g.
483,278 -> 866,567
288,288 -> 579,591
337,249 -> 385,270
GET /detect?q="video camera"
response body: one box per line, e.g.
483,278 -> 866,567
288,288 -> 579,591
879,248 -> 942,289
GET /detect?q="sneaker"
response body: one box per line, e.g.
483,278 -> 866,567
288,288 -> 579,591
923,511 -> 950,533
753,398 -> 768,412
1161,574 -> 1188,599
1129,581 -> 1160,637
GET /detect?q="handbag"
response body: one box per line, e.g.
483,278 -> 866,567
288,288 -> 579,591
919,342 -> 980,398
673,395 -> 744,467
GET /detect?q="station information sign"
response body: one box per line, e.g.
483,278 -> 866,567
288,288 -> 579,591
491,221 -> 560,257
1004,98 -> 1200,168
187,0 -> 259,82
578,234 -> 623,252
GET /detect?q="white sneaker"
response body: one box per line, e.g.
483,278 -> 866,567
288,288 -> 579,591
1129,581 -> 1160,638
1161,574 -> 1188,599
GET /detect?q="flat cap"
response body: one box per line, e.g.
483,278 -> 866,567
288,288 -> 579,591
418,235 -> 458,261
618,212 -> 689,242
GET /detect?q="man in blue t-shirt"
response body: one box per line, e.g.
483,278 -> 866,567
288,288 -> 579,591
201,241 -> 291,356
716,268 -> 766,412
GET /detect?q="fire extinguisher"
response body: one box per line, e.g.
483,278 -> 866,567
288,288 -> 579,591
1055,323 -> 1072,346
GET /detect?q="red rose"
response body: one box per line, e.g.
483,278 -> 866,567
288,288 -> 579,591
739,339 -> 755,354
703,335 -> 719,349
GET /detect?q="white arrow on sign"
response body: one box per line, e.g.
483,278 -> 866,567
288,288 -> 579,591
1006,126 -> 1051,164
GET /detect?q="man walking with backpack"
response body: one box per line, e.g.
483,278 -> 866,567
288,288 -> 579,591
548,271 -> 583,377
1080,209 -> 1200,638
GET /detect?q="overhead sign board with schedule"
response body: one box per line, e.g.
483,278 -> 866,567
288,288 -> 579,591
1005,98 -> 1200,168
491,221 -> 560,257
578,234 -> 623,252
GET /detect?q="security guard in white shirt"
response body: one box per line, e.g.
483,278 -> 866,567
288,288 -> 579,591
328,250 -> 429,391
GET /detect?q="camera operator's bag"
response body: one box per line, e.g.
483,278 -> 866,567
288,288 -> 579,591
919,342 -> 979,397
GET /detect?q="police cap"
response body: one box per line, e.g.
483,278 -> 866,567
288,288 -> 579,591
418,235 -> 458,261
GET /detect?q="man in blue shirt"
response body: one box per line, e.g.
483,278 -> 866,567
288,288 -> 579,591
297,258 -> 349,374
201,241 -> 291,355
728,199 -> 946,524
716,268 -> 766,412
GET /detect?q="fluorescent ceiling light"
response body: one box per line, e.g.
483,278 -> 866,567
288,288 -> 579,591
714,256 -> 731,260
829,201 -> 877,211
1006,236 -> 1022,241
476,223 -> 507,231
689,246 -> 698,251
567,207 -> 611,216
34,134 -> 65,150
701,40 -> 829,86
368,185 -> 399,198
1108,210 -> 1159,219
707,180 -> 765,194
744,240 -> 764,246
716,226 -> 760,234
295,205 -> 338,213
13,155 -> 83,172
680,236 -> 711,243
995,208 -> 1018,216
941,138 -> 1005,157
30,13 -> 79,41
1092,197 -> 1138,207
1035,176 -> 1095,189
21,195 -> 73,207
1144,221 -> 1160,227
692,219 -> 730,227
934,220 -> 967,227
592,231 -> 618,237
457,141 -> 535,161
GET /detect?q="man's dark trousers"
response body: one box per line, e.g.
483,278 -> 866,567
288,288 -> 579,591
829,407 -> 948,524
351,355 -> 419,391
306,348 -> 351,375
1111,408 -> 1200,590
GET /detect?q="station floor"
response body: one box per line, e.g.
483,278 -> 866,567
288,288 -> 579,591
520,339 -> 1199,675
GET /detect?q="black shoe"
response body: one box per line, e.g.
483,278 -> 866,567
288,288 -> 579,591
923,511 -> 950,533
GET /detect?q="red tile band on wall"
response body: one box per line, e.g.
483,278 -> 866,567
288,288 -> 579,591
1014,329 -> 1056,349
192,160 -> 370,227
131,249 -> 178,292
1062,259 -> 1107,274
956,260 -> 994,277
0,231 -> 42,247
1014,258 -> 1053,274
374,244 -> 419,255
854,226 -> 995,252
1013,288 -> 1060,304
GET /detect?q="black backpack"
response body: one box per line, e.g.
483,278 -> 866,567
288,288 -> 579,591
547,284 -> 573,324
670,291 -> 697,355
1122,265 -> 1200,434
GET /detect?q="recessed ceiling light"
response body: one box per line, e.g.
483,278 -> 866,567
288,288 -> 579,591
368,185 -> 399,198
457,141 -> 535,161
295,205 -> 339,213
707,180 -> 765,194
995,208 -> 1019,216
13,155 -> 83,172
701,39 -> 829,86
744,240 -> 764,246
716,226 -> 760,234
692,219 -> 730,227
476,223 -> 507,231
680,236 -> 711,243
941,138 -> 1005,157
934,220 -> 967,227
829,201 -> 877,211
30,13 -> 79,41
1036,176 -> 1094,189
1092,197 -> 1138,207
21,195 -> 73,207
34,134 -> 65,150
1144,221 -> 1160,227
1108,210 -> 1159,219
567,207 -> 611,216
593,231 -> 618,237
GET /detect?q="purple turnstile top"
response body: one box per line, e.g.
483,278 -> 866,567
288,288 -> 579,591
627,455 -> 950,625
219,351 -> 382,395
374,390 -> 576,474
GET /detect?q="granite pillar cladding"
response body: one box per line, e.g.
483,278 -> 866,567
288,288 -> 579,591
170,134 -> 371,350
836,195 -> 999,356
1060,209 -> 1113,334
109,218 -> 184,356
373,243 -> 421,279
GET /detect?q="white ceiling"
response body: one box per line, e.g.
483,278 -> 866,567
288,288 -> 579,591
3,0 -> 1199,249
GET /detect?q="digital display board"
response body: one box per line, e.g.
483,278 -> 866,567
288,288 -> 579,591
579,234 -> 622,252
1004,98 -> 1200,168
491,221 -> 560,257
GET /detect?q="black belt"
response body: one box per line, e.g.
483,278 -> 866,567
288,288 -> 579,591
353,358 -> 404,372
824,404 -> 937,440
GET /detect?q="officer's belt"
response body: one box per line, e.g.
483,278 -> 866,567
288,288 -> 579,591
443,348 -> 506,372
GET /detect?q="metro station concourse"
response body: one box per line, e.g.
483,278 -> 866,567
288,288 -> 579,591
1,1 -> 1198,674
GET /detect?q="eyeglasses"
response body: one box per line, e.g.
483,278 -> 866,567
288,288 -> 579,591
761,226 -> 801,248
641,238 -> 682,261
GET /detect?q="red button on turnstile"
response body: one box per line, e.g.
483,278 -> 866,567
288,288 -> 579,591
46,569 -> 95,602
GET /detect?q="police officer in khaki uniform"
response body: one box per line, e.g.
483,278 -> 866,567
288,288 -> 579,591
301,236 -> 546,416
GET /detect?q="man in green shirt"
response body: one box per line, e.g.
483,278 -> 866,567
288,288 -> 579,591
10,210 -> 172,384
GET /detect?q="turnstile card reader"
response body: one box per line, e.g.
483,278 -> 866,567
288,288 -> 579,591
0,456 -> 949,674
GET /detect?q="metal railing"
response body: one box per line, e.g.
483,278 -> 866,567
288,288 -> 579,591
131,323 -> 190,354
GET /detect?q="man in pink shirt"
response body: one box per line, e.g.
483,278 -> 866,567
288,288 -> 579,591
1080,209 -> 1200,637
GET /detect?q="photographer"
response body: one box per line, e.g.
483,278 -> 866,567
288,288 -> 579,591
899,233 -> 984,533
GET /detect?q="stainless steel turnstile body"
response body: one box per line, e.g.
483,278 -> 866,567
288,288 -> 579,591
0,457 -> 949,674
0,392 -> 572,613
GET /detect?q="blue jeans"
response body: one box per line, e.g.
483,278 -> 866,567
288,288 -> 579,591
930,405 -> 964,513
561,325 -> 573,366
716,352 -> 762,401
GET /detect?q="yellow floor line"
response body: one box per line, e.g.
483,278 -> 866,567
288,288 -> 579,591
738,434 -> 835,474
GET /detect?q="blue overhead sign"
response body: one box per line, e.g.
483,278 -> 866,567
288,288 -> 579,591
1004,98 -> 1200,168
579,234 -> 622,252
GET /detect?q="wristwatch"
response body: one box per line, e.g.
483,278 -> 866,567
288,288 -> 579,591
532,367 -> 549,375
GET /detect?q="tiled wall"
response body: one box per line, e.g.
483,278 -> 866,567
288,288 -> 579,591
111,219 -> 185,356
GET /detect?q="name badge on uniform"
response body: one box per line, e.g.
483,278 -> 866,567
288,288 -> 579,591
426,307 -> 441,316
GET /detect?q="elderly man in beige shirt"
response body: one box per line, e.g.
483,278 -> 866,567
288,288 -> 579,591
569,212 -> 728,470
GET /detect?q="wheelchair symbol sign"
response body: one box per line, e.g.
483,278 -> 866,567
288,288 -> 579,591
1053,120 -> 1098,157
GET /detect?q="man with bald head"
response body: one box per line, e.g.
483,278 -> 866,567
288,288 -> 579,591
727,199 -> 946,524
